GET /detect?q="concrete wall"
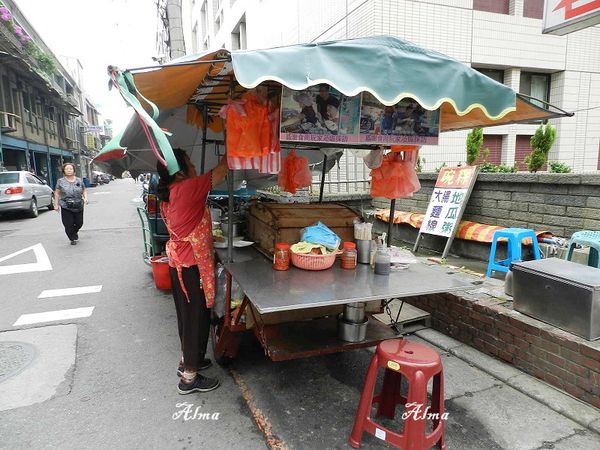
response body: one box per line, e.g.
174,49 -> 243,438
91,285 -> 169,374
373,172 -> 600,239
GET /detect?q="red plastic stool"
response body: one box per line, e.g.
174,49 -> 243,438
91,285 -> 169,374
349,339 -> 445,449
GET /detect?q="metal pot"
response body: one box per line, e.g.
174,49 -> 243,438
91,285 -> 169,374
343,302 -> 366,323
337,314 -> 368,342
221,219 -> 243,237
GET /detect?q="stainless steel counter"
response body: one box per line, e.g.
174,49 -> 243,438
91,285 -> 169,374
217,247 -> 473,314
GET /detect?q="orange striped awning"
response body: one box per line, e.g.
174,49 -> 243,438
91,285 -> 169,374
375,209 -> 551,244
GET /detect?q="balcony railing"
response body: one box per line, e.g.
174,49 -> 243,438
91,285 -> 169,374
0,20 -> 26,55
66,94 -> 80,109
0,111 -> 20,133
44,118 -> 58,138
65,126 -> 76,142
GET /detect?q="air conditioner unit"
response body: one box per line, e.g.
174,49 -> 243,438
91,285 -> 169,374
0,111 -> 19,132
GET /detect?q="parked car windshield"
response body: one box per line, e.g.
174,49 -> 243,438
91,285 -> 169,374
0,173 -> 19,184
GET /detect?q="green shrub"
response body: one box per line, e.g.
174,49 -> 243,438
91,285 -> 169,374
416,156 -> 426,173
525,124 -> 557,172
466,127 -> 483,165
479,162 -> 517,173
549,161 -> 572,173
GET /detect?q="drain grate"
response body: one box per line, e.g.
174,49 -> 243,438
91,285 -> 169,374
0,341 -> 36,383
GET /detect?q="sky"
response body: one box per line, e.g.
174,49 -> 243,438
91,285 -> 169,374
15,0 -> 158,130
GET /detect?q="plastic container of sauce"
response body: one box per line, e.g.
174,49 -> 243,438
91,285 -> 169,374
273,242 -> 291,271
341,241 -> 358,270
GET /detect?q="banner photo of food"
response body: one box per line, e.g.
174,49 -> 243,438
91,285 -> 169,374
279,85 -> 440,146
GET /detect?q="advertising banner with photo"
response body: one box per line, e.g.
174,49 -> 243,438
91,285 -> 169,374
280,85 -> 439,146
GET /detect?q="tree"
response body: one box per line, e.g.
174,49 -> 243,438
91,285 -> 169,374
466,127 -> 483,166
525,124 -> 557,173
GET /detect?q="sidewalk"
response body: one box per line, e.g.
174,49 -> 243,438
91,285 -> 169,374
228,326 -> 600,449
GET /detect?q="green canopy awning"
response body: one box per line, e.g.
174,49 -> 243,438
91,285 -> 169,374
232,35 -> 517,120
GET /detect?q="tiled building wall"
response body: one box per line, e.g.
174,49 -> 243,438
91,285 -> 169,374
197,0 -> 600,174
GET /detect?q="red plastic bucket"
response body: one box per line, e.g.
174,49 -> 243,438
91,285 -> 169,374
150,256 -> 172,290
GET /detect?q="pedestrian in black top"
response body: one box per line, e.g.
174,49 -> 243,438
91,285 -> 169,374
54,163 -> 88,245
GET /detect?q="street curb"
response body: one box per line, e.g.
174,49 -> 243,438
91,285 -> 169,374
414,328 -> 600,434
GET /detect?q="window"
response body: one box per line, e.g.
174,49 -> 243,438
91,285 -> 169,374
192,23 -> 198,53
2,76 -> 13,113
473,0 -> 509,14
215,12 -> 222,34
26,174 -> 42,185
201,1 -> 208,39
0,173 -> 19,183
520,72 -> 550,108
231,16 -> 246,50
22,90 -> 33,125
515,135 -> 545,171
476,135 -> 503,165
523,0 -> 544,19
475,68 -> 504,84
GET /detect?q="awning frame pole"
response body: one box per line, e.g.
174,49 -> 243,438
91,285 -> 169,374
226,81 -> 236,263
200,105 -> 208,174
387,199 -> 396,248
319,154 -> 328,203
128,57 -> 231,73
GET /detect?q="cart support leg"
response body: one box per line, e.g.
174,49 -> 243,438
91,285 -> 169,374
319,154 -> 328,203
387,199 -> 396,247
200,105 -> 208,173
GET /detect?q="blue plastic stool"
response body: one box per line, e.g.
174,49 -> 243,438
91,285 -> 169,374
565,230 -> 600,268
486,228 -> 541,277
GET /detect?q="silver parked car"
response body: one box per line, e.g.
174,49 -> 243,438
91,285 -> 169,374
0,171 -> 55,218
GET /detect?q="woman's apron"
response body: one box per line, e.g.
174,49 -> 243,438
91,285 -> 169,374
163,207 -> 216,308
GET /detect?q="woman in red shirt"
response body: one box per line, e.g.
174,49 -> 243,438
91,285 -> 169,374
157,148 -> 228,394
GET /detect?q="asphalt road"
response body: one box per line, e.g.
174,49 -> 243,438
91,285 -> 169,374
0,179 -> 264,450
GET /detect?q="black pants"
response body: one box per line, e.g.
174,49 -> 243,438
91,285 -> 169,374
60,208 -> 84,241
169,265 -> 211,371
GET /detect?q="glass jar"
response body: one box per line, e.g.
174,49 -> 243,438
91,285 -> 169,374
374,247 -> 391,275
273,242 -> 291,271
341,242 -> 357,270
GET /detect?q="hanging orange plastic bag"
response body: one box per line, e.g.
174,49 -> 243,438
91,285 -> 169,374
222,93 -> 271,158
370,152 -> 421,199
278,149 -> 312,194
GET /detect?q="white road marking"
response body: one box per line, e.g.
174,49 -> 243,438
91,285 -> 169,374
0,243 -> 52,276
93,192 -> 111,195
38,285 -> 103,299
131,197 -> 143,203
13,307 -> 95,326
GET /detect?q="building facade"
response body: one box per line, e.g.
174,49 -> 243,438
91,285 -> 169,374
0,0 -> 105,188
178,0 -> 599,187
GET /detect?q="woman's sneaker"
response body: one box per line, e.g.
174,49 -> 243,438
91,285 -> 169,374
177,358 -> 212,377
177,375 -> 220,394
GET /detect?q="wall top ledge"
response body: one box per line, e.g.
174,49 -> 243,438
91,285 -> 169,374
417,172 -> 600,185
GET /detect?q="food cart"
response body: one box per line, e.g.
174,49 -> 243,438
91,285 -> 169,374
95,36 -> 571,363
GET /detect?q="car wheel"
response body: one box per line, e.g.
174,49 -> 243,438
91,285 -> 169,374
48,196 -> 55,211
27,197 -> 38,218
